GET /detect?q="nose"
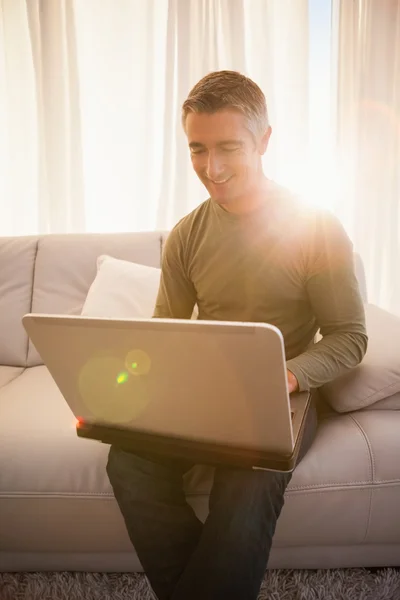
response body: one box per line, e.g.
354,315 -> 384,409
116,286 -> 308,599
205,151 -> 226,181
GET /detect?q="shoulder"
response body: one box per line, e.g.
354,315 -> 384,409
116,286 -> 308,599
271,184 -> 351,247
292,204 -> 353,275
300,206 -> 352,253
268,184 -> 353,272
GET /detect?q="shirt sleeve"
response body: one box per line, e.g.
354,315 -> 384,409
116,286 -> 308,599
286,210 -> 368,391
153,225 -> 197,319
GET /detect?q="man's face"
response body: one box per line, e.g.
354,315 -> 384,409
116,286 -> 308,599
185,109 -> 270,206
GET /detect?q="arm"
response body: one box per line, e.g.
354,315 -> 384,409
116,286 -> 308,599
153,226 -> 196,319
286,211 -> 368,391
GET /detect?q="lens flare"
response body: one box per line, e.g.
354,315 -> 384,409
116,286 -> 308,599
78,356 -> 150,424
116,371 -> 129,384
125,349 -> 151,376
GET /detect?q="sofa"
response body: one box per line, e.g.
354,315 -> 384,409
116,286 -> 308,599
1,231 -> 399,573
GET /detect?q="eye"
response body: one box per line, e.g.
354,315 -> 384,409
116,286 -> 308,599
190,148 -> 206,155
221,146 -> 240,153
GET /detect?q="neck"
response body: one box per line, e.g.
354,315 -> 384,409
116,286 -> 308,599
219,176 -> 271,215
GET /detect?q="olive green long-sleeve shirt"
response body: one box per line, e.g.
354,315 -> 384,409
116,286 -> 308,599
153,183 -> 368,391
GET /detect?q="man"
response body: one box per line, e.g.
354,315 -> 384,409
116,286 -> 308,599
106,71 -> 368,600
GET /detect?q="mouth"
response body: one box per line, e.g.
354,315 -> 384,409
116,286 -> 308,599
208,176 -> 233,186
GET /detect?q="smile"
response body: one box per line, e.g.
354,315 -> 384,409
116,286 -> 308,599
209,176 -> 232,185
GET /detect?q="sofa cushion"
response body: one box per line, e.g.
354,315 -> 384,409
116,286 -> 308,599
28,232 -> 163,366
320,304 -> 400,413
0,237 -> 38,367
81,255 -> 161,319
362,392 -> 400,411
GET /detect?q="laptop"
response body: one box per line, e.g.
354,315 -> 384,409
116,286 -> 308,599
22,313 -> 312,472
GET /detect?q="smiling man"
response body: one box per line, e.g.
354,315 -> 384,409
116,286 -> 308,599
106,71 -> 368,600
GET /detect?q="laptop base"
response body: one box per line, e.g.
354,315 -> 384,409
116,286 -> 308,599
76,409 -> 308,473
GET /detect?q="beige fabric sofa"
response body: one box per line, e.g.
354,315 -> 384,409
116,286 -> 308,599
1,232 -> 399,573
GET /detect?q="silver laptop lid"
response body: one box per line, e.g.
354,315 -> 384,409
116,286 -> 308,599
23,314 -> 294,454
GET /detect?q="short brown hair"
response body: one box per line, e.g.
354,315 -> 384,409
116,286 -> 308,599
182,70 -> 269,139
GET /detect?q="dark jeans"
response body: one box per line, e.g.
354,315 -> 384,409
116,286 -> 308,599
106,396 -> 318,600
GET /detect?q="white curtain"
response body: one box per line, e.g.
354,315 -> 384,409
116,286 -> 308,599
332,0 -> 400,314
0,0 -> 309,235
0,0 -> 85,234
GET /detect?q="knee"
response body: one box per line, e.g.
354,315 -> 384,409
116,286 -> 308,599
252,471 -> 292,511
210,468 -> 291,514
106,444 -> 134,488
106,445 -> 150,505
106,445 -> 121,485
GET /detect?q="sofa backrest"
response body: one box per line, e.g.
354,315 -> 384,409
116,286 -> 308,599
0,237 -> 38,367
0,232 -> 163,368
0,231 -> 368,368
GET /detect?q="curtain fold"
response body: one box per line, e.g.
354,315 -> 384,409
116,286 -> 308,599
0,0 -> 84,235
73,0 -> 169,233
0,0 -> 39,235
333,0 -> 400,314
26,0 -> 85,233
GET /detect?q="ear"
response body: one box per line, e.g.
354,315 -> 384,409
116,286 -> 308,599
259,126 -> 272,155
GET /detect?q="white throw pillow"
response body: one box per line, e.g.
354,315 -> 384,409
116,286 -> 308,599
81,255 -> 161,318
81,254 -> 198,319
320,303 -> 400,413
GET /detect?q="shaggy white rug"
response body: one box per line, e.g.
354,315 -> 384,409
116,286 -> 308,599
1,568 -> 400,600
